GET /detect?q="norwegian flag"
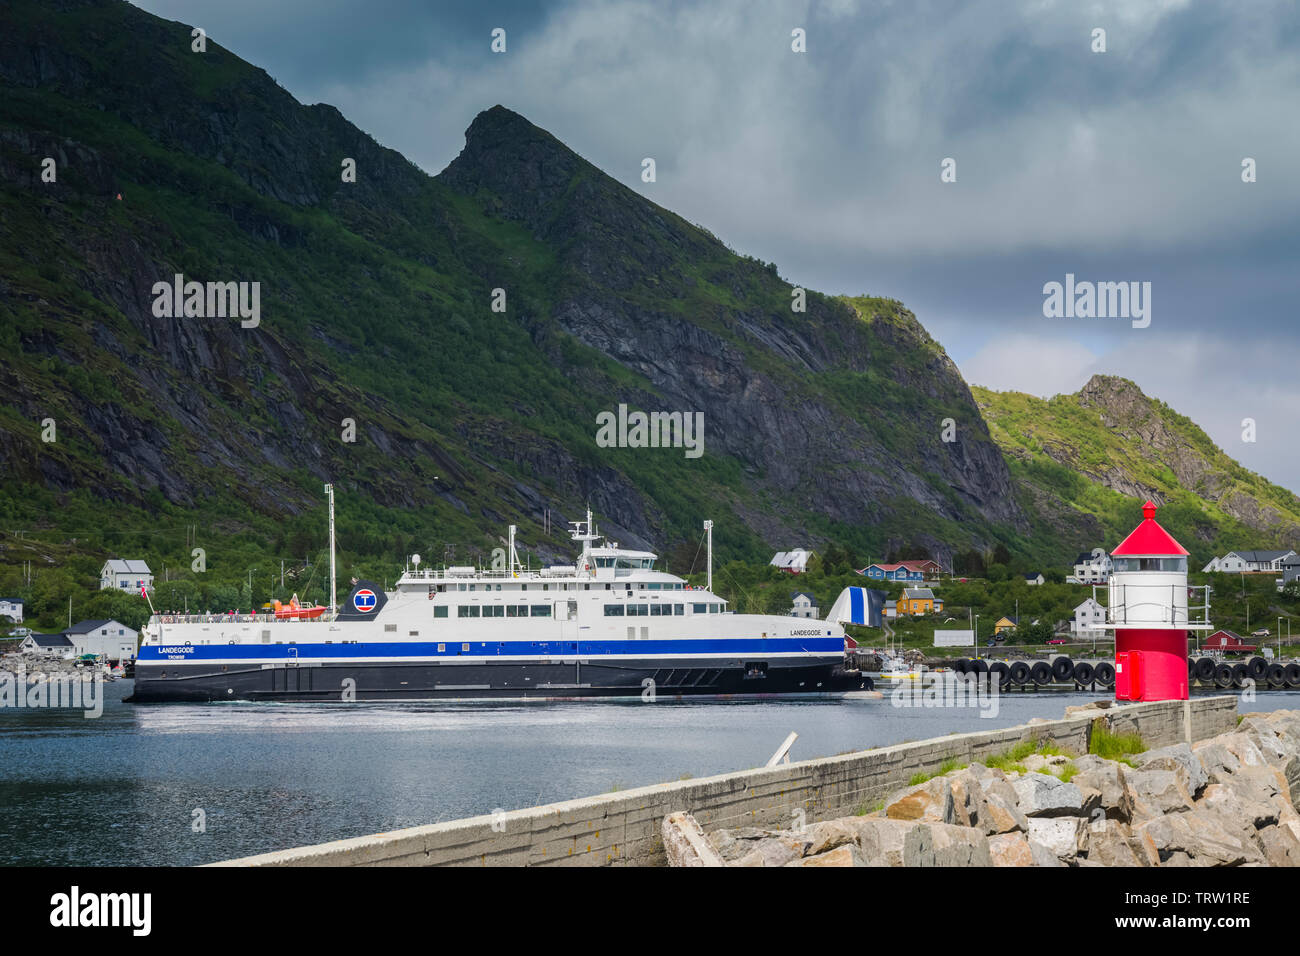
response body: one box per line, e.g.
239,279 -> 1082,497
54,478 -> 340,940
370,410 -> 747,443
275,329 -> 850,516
140,584 -> 149,599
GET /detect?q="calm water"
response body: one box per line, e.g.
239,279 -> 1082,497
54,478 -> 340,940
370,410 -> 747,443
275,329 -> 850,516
0,681 -> 1269,866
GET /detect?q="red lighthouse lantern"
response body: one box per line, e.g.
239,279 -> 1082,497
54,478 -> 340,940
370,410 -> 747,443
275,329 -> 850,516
1107,501 -> 1208,701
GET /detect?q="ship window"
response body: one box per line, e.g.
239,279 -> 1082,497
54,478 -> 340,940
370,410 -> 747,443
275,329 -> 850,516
531,605 -> 551,617
469,584 -> 476,591
385,624 -> 397,632
693,604 -> 707,614
409,631 -> 419,637
674,604 -> 684,615
438,643 -> 445,652
434,606 -> 448,618
630,604 -> 649,616
484,606 -> 504,618
458,606 -> 480,618
604,605 -> 625,616
462,643 -> 470,652
506,605 -> 525,618
650,604 -> 666,616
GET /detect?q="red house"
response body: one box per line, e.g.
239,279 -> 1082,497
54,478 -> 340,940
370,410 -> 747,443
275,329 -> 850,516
1202,629 -> 1257,653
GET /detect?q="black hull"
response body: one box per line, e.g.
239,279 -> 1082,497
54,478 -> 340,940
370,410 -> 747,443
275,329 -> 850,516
127,657 -> 871,703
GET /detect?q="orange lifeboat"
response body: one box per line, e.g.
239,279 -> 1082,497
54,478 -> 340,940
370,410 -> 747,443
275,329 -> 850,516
272,593 -> 326,621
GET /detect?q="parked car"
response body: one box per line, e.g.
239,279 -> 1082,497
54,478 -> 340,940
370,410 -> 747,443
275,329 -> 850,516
1251,628 -> 1271,638
1046,638 -> 1067,645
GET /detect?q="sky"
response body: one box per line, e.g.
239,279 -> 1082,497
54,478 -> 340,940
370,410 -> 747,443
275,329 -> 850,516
135,0 -> 1300,493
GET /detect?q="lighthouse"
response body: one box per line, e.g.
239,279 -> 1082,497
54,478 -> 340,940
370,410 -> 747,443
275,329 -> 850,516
1106,501 -> 1209,701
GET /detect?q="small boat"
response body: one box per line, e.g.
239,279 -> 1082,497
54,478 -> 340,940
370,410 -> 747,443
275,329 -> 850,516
876,656 -> 923,681
272,593 -> 326,621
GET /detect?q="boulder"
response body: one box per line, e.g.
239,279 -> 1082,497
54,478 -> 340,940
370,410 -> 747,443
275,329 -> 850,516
1082,818 -> 1158,867
1124,769 -> 1194,820
1135,809 -> 1265,866
885,777 -> 956,824
1071,756 -> 1134,821
1027,817 -> 1085,862
804,818 -> 868,856
707,828 -> 808,866
785,844 -> 867,867
946,770 -> 986,829
988,832 -> 1034,867
982,792 -> 1029,835
1030,839 -> 1066,867
852,817 -> 916,866
1256,824 -> 1300,867
1199,782 -> 1278,832
1138,743 -> 1208,797
1010,773 -> 1091,817
902,822 -> 992,867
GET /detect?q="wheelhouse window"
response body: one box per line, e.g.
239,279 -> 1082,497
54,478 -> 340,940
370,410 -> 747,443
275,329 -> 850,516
433,606 -> 448,618
604,605 -> 625,616
506,605 -> 527,618
530,605 -> 551,617
483,605 -> 504,618
458,606 -> 480,618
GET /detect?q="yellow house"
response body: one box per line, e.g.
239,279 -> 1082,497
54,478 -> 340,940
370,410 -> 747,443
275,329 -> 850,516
993,616 -> 1018,635
897,588 -> 943,616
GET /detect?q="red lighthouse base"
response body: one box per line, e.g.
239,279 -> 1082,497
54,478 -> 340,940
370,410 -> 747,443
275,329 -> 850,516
1114,629 -> 1189,701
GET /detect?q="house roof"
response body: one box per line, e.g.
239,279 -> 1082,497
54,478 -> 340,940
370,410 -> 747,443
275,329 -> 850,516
791,591 -> 819,604
0,597 -> 23,603
1111,501 -> 1189,557
902,588 -> 936,600
65,619 -> 117,634
1024,572 -> 1043,579
995,615 -> 1019,625
25,633 -> 72,648
103,559 -> 152,574
1225,550 -> 1295,563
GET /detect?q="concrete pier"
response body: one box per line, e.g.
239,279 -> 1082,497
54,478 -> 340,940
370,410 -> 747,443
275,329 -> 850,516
211,695 -> 1237,867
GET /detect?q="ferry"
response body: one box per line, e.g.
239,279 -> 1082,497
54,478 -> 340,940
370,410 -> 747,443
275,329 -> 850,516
129,488 -> 869,703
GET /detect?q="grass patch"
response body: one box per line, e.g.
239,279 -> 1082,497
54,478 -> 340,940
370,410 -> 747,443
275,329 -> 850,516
855,800 -> 884,817
984,738 -> 1075,774
1089,727 -> 1145,764
907,756 -> 969,786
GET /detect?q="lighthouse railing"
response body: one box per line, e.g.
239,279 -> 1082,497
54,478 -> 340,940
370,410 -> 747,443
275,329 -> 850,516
1094,583 -> 1212,629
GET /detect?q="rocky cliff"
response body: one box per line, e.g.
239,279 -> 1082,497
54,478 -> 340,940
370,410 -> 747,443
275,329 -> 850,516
0,0 -> 1026,571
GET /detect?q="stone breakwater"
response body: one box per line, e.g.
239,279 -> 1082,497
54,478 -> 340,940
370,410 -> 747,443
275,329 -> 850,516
670,704 -> 1300,867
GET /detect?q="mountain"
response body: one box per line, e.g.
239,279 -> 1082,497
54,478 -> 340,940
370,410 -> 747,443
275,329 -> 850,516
0,0 -> 1026,615
973,375 -> 1300,563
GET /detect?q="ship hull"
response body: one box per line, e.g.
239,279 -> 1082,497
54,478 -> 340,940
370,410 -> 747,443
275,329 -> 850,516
127,656 -> 870,703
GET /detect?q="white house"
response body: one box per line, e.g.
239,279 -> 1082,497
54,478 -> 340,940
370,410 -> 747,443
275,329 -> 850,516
770,549 -> 814,574
0,597 -> 23,623
1070,551 -> 1111,584
20,633 -> 73,657
100,559 -> 153,592
790,591 -> 819,619
1207,550 -> 1296,574
1023,572 -> 1045,586
64,619 -> 138,661
1071,598 -> 1107,641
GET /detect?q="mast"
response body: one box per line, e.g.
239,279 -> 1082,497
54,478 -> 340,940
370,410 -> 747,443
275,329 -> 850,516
325,483 -> 336,621
704,519 -> 713,593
